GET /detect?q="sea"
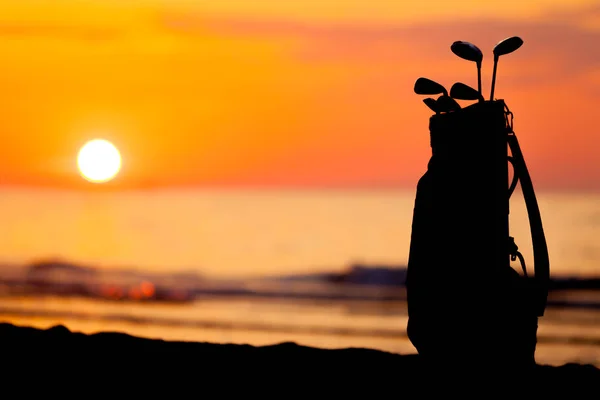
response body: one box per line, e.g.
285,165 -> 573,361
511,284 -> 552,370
0,187 -> 598,367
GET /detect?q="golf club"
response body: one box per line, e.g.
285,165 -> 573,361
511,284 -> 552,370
450,82 -> 484,103
490,36 -> 523,101
414,77 -> 448,97
450,41 -> 483,95
423,98 -> 438,114
435,95 -> 461,113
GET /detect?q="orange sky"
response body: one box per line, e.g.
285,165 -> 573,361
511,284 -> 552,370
0,0 -> 598,190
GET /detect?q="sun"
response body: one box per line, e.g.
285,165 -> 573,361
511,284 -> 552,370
77,139 -> 122,183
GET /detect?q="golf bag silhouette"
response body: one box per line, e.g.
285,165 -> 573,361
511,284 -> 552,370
406,99 -> 550,369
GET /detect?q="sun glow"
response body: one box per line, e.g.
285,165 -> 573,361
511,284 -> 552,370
77,139 -> 122,183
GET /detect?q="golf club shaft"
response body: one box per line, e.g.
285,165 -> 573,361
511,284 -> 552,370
477,66 -> 482,96
490,55 -> 498,100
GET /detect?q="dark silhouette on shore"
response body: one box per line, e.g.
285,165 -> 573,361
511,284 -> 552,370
407,37 -> 550,382
1,323 -> 598,395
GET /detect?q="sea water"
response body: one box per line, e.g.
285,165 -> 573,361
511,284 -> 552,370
0,187 -> 598,366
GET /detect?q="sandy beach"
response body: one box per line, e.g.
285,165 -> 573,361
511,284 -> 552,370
2,322 -> 598,395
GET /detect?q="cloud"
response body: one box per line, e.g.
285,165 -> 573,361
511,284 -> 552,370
159,6 -> 600,86
540,3 -> 600,24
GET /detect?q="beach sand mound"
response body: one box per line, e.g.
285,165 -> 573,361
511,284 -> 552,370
0,322 -> 597,395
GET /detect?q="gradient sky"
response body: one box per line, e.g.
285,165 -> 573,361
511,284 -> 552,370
0,0 -> 598,190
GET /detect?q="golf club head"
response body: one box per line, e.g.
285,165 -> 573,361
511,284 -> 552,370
450,41 -> 483,65
414,77 -> 448,96
490,36 -> 524,100
493,36 -> 523,58
423,98 -> 438,113
436,95 -> 461,113
450,82 -> 484,102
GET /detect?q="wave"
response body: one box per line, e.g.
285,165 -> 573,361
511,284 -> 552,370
0,259 -> 599,308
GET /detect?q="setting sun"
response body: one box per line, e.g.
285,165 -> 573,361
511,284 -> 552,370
77,139 -> 122,183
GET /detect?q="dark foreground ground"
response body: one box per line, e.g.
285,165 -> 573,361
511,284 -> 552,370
1,322 -> 598,396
